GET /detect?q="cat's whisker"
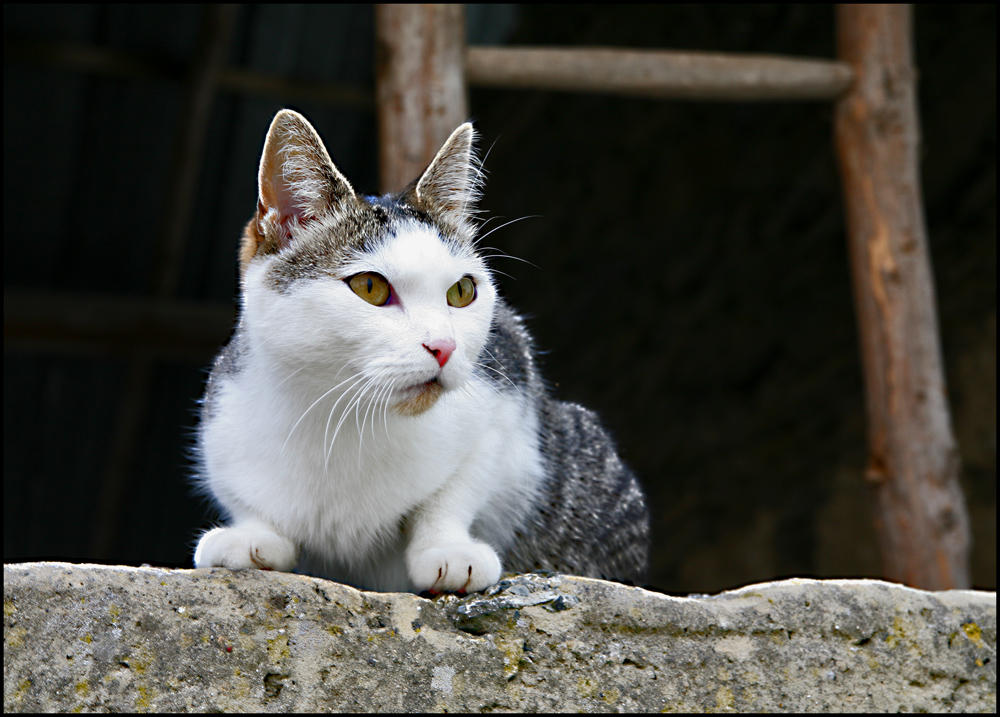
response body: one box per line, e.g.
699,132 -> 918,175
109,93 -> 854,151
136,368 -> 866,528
361,373 -> 394,459
366,378 -> 398,460
457,383 -> 497,415
352,378 -> 373,437
377,379 -> 393,435
474,215 -> 539,246
471,372 -> 510,400
474,362 -> 517,391
353,377 -> 375,446
477,246 -> 538,268
373,374 -> 398,439
485,267 -> 516,282
357,369 -> 394,456
280,371 -> 366,459
476,216 -> 501,231
322,373 -> 372,466
350,368 -> 392,454
321,373 -> 369,437
326,379 -> 370,468
477,349 -> 520,392
274,364 -> 309,389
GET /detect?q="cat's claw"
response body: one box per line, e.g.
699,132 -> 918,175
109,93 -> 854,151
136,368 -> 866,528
408,542 -> 501,593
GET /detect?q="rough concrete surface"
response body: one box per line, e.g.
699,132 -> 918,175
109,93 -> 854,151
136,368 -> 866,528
3,563 -> 995,712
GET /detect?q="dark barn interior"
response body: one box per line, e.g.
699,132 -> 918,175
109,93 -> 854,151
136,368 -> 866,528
4,4 -> 995,593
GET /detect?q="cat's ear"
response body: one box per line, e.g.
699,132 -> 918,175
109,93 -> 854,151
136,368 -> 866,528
241,110 -> 356,270
407,123 -> 480,240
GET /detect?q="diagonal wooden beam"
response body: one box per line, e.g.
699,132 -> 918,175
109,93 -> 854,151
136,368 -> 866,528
88,5 -> 238,561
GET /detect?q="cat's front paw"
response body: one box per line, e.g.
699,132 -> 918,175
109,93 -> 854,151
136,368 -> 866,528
194,525 -> 298,572
407,541 -> 502,593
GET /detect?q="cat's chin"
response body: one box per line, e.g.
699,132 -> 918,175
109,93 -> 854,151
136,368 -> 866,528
393,378 -> 445,417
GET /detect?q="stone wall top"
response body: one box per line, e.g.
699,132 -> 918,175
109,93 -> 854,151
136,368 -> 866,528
3,562 -> 995,712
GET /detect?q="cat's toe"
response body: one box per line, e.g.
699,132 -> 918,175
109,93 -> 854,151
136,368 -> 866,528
408,542 -> 501,593
248,532 -> 298,571
194,525 -> 297,572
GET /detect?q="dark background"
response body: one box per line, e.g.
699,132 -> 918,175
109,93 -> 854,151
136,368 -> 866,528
4,5 -> 995,593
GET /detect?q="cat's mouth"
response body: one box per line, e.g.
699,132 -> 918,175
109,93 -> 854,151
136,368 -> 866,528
394,377 -> 444,417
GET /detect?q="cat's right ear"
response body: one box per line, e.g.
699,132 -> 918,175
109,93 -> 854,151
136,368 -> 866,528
404,123 -> 481,242
240,110 -> 356,272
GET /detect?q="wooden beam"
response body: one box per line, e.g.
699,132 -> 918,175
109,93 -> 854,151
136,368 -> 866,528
375,4 -> 469,193
4,38 -> 374,109
219,66 -> 373,109
834,4 -> 970,589
466,47 -> 854,101
3,290 -> 233,361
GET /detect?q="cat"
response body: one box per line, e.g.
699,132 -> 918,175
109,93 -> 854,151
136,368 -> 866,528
193,109 -> 649,593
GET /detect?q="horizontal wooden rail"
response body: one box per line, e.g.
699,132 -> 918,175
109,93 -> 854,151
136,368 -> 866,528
8,39 -> 855,106
466,46 -> 854,101
4,290 -> 234,361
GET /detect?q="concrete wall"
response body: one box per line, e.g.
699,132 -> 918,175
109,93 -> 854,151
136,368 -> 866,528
3,563 -> 995,712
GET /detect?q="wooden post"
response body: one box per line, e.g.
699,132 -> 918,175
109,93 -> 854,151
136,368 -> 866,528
375,4 -> 468,194
834,5 -> 971,589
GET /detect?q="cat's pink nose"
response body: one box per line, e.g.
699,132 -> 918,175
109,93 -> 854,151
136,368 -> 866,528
424,338 -> 456,368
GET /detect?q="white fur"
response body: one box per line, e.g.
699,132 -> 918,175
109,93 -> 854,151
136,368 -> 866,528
196,223 -> 544,592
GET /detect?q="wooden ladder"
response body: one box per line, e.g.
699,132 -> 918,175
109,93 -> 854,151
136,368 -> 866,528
375,4 -> 970,590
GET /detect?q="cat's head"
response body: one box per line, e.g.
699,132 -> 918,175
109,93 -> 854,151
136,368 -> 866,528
239,110 -> 494,417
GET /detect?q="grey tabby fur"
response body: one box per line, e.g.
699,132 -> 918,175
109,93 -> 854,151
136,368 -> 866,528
479,301 -> 650,584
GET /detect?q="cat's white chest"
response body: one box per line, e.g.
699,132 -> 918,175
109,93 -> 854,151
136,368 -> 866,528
200,363 -> 530,566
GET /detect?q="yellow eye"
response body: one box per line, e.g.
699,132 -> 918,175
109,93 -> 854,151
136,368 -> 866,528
348,272 -> 391,306
447,276 -> 476,308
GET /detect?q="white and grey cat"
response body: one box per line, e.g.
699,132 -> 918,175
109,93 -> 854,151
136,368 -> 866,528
193,109 -> 649,593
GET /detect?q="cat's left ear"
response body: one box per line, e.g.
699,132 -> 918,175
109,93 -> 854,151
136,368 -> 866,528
408,123 -> 480,240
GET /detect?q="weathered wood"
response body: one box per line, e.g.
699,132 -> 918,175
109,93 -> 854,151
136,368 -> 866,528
375,4 -> 468,193
466,46 -> 854,101
834,4 -> 970,589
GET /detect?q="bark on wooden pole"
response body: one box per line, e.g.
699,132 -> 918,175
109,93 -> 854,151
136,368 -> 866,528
834,4 -> 971,589
375,4 -> 468,194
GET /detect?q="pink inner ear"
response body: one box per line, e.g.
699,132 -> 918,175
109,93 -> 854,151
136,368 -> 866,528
265,167 -> 312,247
277,209 -> 313,243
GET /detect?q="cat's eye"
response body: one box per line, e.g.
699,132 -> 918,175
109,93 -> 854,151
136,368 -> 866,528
348,272 -> 391,306
447,276 -> 477,308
